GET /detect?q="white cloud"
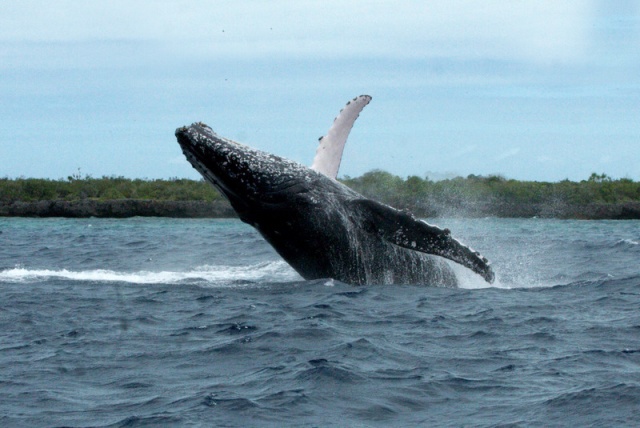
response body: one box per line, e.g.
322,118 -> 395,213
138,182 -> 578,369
0,1 -> 596,64
495,147 -> 521,162
451,145 -> 478,158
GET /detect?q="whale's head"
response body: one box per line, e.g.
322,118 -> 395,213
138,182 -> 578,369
176,123 -> 321,220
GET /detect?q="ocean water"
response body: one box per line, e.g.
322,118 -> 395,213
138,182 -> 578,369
0,217 -> 639,427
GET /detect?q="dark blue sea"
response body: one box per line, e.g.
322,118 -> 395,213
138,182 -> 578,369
1,217 -> 639,427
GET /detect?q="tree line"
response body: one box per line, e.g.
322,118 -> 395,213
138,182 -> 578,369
341,171 -> 640,209
0,176 -> 222,203
1,171 -> 639,218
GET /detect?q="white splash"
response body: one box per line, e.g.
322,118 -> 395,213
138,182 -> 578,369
0,262 -> 301,286
617,238 -> 639,246
446,260 -> 511,290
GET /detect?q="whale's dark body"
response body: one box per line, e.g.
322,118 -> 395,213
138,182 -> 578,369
176,123 -> 494,286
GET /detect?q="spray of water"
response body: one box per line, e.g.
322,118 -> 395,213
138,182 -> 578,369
0,262 -> 301,287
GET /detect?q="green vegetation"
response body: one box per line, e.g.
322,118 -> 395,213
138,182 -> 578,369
1,171 -> 639,219
340,170 -> 640,210
0,176 -> 222,203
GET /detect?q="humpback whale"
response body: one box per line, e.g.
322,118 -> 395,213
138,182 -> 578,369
175,97 -> 494,286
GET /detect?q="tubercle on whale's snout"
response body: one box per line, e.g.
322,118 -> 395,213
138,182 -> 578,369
175,123 -> 212,141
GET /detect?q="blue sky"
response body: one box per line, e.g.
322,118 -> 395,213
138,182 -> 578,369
1,1 -> 639,182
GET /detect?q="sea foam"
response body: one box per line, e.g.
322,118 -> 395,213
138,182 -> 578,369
0,261 -> 301,286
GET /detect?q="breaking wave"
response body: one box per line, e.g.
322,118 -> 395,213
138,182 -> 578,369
0,261 -> 301,286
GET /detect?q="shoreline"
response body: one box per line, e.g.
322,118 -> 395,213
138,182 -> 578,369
0,200 -> 236,219
1,199 -> 639,220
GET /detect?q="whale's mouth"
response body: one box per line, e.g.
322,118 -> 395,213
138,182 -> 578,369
177,132 -> 221,188
180,143 -> 228,196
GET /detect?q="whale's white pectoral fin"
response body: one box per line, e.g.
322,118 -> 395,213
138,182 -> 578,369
350,199 -> 495,283
311,95 -> 372,179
